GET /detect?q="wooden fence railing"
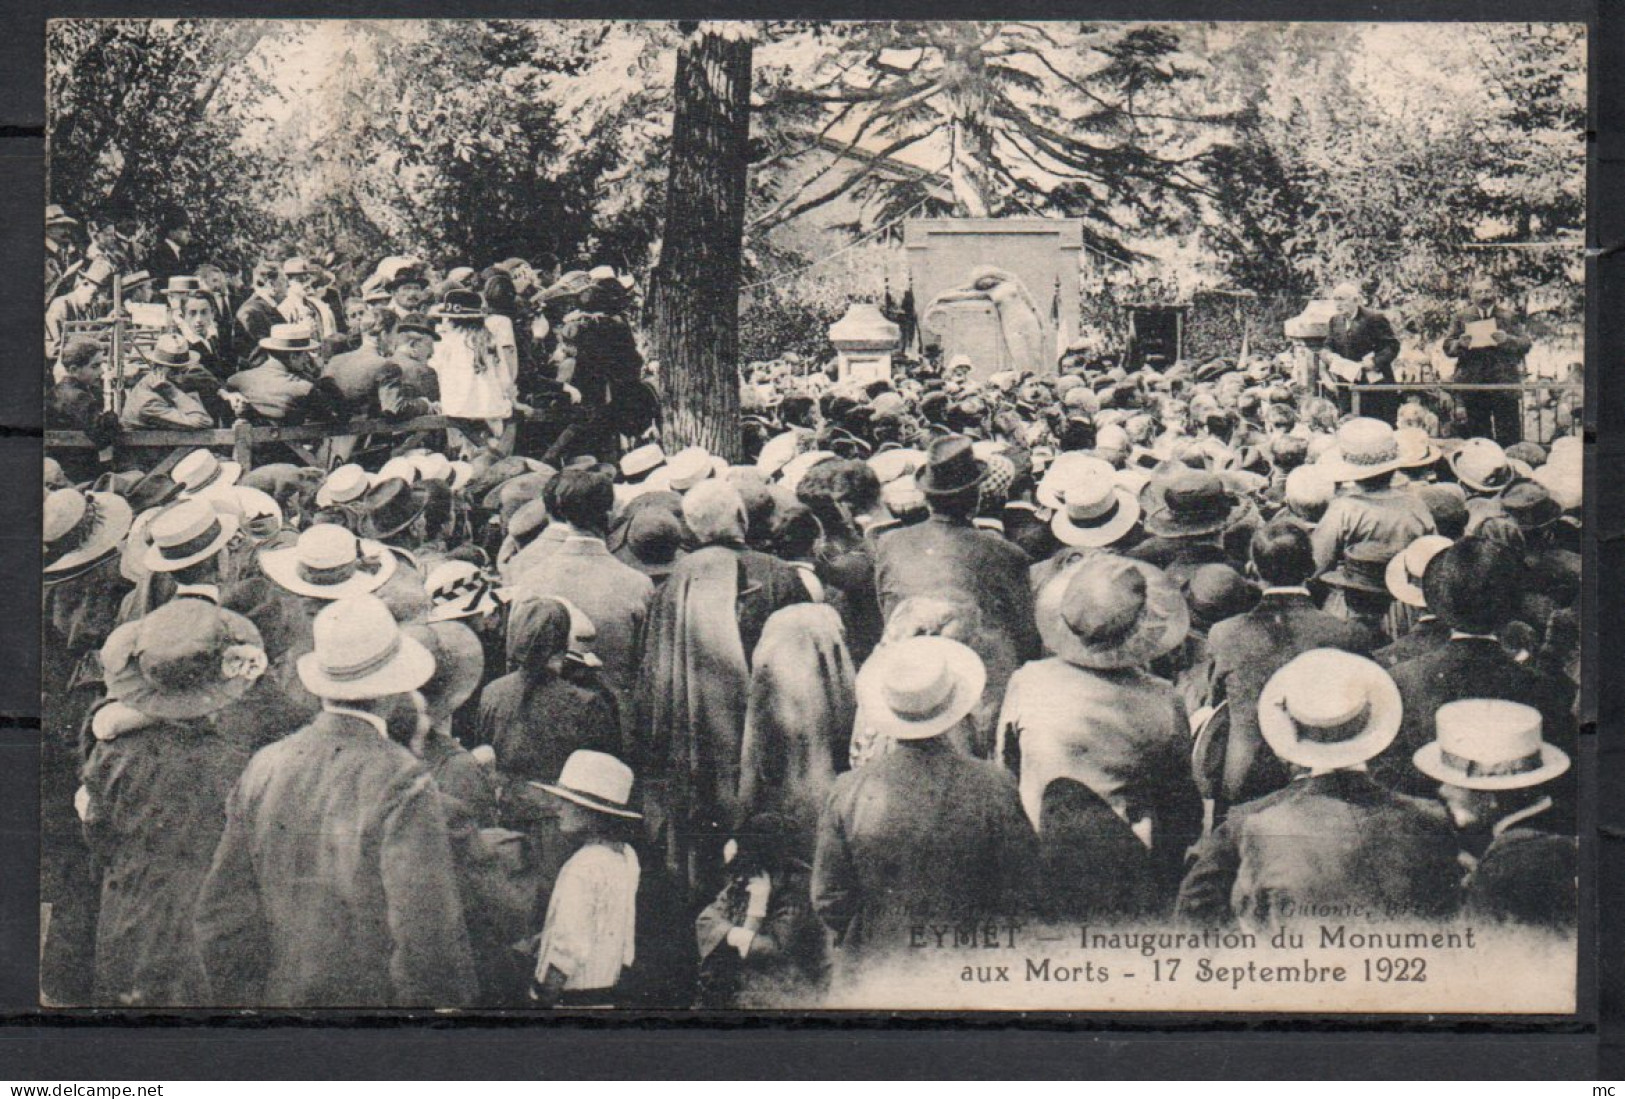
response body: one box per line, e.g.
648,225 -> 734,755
46,415 -> 451,476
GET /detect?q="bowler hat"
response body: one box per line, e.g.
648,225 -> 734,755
395,313 -> 441,342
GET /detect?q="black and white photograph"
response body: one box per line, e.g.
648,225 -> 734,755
38,17 -> 1585,1013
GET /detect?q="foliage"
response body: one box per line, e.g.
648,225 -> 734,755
47,19 -> 294,268
749,21 -> 1231,258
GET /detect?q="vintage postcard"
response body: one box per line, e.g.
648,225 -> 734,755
40,18 -> 1584,1013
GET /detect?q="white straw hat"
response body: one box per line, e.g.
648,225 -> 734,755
855,636 -> 985,741
260,523 -> 396,600
142,498 -> 240,573
1258,649 -> 1402,770
1413,699 -> 1570,791
532,749 -> 642,818
297,594 -> 435,701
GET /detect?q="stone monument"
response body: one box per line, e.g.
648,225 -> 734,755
905,218 -> 1083,380
829,301 -> 901,384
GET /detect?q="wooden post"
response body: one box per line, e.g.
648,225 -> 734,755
107,278 -> 123,414
232,418 -> 253,471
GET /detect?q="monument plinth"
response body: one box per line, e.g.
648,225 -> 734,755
829,302 -> 901,384
905,218 -> 1083,380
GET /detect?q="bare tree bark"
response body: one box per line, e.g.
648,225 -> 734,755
649,22 -> 753,462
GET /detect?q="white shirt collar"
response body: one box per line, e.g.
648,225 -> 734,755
322,703 -> 389,739
1450,630 -> 1500,642
1493,795 -> 1554,838
1264,585 -> 1311,597
175,583 -> 221,603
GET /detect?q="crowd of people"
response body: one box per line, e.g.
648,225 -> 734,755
41,205 -> 1583,1011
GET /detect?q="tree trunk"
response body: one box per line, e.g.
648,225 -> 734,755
649,22 -> 753,462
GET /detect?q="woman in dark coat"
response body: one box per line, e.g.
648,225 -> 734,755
738,604 -> 856,860
80,599 -> 266,1006
637,480 -> 808,901
478,595 -> 621,794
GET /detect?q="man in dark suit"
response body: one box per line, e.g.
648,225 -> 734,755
510,469 -> 654,726
1441,277 -> 1532,446
1373,538 -> 1577,799
1323,281 -> 1401,423
146,211 -> 195,283
874,435 -> 1043,757
1413,698 -> 1575,936
1204,522 -> 1375,812
233,260 -> 287,369
1177,648 -> 1460,929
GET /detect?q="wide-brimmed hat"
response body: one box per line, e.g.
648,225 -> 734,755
915,434 -> 988,496
44,488 -> 133,575
172,449 -> 242,500
1320,540 -> 1399,595
315,464 -> 374,508
1259,648 -> 1402,770
1501,482 -> 1564,531
427,288 -> 488,320
260,523 -> 396,600
1319,418 -> 1407,483
1384,534 -> 1452,608
619,443 -> 666,481
281,257 -> 316,278
856,636 -> 986,741
1413,699 -> 1571,791
1450,437 -> 1527,494
139,332 -> 202,370
425,559 -> 508,623
102,600 -> 267,720
297,594 -> 435,701
1037,555 -> 1189,670
163,275 -> 205,298
404,620 -> 485,723
259,322 -> 318,353
1143,469 -> 1245,538
142,497 -> 240,573
45,204 -> 77,229
406,451 -> 455,485
532,749 -> 643,819
360,477 -> 425,539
